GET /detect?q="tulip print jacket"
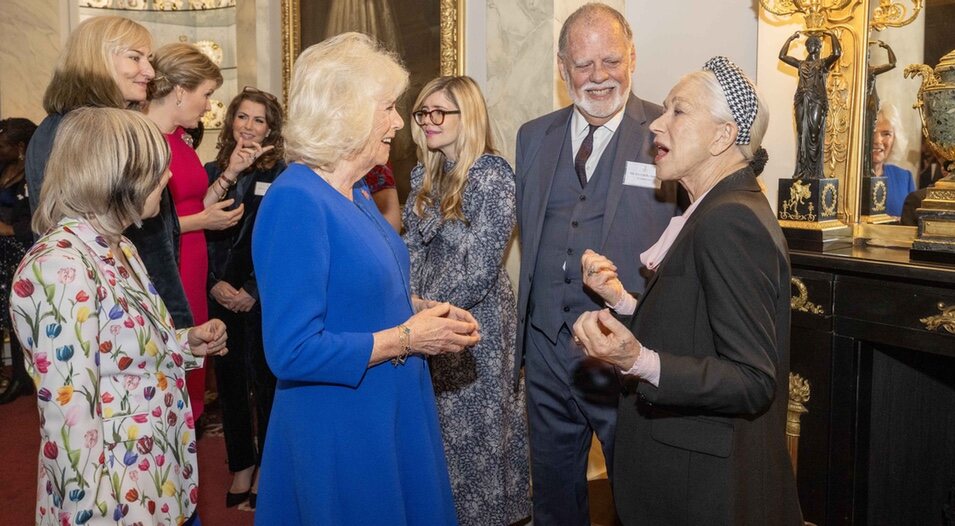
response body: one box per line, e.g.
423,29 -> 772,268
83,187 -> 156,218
9,218 -> 203,526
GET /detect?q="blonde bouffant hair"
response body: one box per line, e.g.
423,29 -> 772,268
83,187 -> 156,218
43,16 -> 153,113
284,32 -> 409,171
33,108 -> 170,237
411,75 -> 496,222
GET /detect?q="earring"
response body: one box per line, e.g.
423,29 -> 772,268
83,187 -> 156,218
266,130 -> 271,137
18,152 -> 24,161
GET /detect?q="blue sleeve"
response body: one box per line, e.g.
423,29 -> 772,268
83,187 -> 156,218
252,182 -> 373,386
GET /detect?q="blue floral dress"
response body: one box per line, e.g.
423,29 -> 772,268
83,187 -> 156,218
9,218 -> 203,526
403,154 -> 531,526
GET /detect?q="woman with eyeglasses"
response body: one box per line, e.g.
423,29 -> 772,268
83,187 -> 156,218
205,86 -> 285,509
145,43 -> 238,423
403,75 -> 530,526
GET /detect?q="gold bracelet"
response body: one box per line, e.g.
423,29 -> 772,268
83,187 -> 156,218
391,324 -> 412,366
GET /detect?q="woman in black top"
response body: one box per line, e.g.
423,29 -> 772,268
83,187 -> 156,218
205,87 -> 285,509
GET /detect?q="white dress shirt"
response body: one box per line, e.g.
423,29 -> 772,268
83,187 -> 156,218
570,106 -> 626,182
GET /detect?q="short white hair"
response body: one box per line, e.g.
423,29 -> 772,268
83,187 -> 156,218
877,101 -> 908,163
285,32 -> 409,171
680,70 -> 769,160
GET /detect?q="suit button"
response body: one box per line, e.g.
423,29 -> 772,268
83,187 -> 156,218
563,306 -> 570,312
564,278 -> 571,284
571,221 -> 579,228
566,248 -> 573,255
579,195 -> 586,201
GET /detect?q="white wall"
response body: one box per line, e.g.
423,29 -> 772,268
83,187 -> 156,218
628,0 -> 760,105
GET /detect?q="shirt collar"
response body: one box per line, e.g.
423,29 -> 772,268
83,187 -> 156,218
571,104 -> 626,139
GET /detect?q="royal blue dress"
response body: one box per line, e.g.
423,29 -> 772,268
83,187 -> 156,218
251,163 -> 457,525
883,164 -> 916,217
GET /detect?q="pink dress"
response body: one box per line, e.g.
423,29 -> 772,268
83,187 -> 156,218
166,127 -> 209,420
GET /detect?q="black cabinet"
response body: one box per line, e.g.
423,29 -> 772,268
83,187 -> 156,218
789,247 -> 955,525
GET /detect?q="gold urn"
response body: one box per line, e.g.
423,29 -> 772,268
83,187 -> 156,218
904,50 -> 955,262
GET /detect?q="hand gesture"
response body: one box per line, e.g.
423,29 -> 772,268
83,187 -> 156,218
188,319 -> 228,357
404,302 -> 481,356
581,249 -> 626,306
202,199 -> 244,231
231,288 -> 257,312
572,309 -> 641,371
211,281 -> 239,308
228,140 -> 275,174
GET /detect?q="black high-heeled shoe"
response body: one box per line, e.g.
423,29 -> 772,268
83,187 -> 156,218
0,376 -> 30,405
225,490 -> 250,508
247,492 -> 257,510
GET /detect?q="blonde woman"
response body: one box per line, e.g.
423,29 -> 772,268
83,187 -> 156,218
252,33 -> 479,525
403,75 -> 530,526
11,107 -> 227,526
146,43 -> 234,421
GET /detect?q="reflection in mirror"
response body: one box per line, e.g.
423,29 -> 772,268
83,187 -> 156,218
866,0 -> 955,225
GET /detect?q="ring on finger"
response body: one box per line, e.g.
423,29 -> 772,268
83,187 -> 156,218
586,267 -> 597,276
572,335 -> 582,346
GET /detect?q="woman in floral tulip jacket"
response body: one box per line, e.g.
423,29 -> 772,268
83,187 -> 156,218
9,108 -> 227,526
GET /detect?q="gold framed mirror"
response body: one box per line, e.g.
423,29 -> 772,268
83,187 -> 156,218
280,0 -> 464,199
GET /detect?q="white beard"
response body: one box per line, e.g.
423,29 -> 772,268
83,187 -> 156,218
564,78 -> 630,119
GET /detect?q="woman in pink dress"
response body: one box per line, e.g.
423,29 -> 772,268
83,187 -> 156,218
146,43 -> 242,420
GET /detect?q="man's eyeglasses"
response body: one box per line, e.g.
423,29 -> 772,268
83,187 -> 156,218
242,86 -> 278,103
412,109 -> 461,126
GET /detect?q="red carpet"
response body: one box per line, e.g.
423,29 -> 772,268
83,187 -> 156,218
0,392 -> 255,526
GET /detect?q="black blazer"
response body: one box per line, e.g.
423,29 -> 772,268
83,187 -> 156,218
613,168 -> 803,525
206,161 -> 285,301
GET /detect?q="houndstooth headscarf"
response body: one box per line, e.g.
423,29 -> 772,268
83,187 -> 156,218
703,56 -> 758,145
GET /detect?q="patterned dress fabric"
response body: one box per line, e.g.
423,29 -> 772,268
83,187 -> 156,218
9,218 -> 203,526
251,163 -> 457,525
166,128 -> 209,420
403,154 -> 531,526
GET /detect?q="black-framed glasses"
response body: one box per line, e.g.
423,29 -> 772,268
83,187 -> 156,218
412,109 -> 461,126
242,86 -> 278,103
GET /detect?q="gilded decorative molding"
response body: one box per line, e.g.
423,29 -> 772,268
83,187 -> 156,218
759,0 -> 862,29
282,1 -> 463,103
920,302 -> 955,334
780,180 -> 817,222
791,277 -> 825,315
281,0 -> 300,107
824,26 -> 856,186
871,0 -> 923,31
872,179 -> 888,210
786,372 -> 810,474
439,0 -> 463,76
787,373 -> 811,439
821,182 -> 838,216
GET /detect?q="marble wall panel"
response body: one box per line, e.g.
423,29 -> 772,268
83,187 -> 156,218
0,0 -> 63,122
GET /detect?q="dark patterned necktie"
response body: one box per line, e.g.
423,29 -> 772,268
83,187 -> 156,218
575,124 -> 599,188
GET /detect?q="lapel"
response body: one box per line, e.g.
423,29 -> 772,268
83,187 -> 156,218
634,167 -> 760,312
527,107 -> 573,263
600,94 -> 650,247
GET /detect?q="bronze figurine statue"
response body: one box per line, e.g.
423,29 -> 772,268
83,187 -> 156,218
779,30 -> 842,179
863,40 -> 897,177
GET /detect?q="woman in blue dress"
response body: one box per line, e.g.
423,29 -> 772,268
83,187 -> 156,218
251,33 -> 480,525
872,102 -> 916,217
404,75 -> 530,526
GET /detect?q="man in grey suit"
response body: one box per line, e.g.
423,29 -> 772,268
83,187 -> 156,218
514,3 -> 681,524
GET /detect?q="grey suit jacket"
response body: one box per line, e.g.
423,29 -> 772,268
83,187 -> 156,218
513,94 -> 680,382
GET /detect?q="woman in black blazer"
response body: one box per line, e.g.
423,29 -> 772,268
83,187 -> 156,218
205,87 -> 286,510
572,57 -> 803,525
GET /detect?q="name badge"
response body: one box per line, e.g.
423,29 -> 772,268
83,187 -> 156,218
624,161 -> 659,189
254,182 -> 272,196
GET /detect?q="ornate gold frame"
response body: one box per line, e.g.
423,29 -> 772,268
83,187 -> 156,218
280,0 -> 465,103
